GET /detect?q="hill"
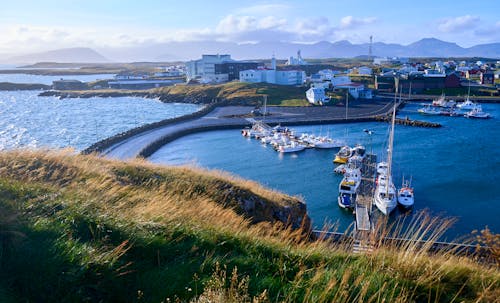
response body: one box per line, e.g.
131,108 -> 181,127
0,150 -> 498,302
95,38 -> 500,61
7,47 -> 110,64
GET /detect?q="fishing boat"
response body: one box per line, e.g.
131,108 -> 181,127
333,146 -> 352,164
338,166 -> 362,209
432,93 -> 456,108
374,105 -> 397,215
418,105 -> 441,115
464,105 -> 491,119
439,108 -> 460,117
397,179 -> 414,209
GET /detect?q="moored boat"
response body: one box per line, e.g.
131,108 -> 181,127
397,179 -> 414,209
464,105 -> 491,119
418,105 -> 441,115
333,146 -> 352,164
338,167 -> 362,209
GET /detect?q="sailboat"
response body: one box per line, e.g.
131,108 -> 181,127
373,103 -> 397,215
457,82 -> 477,110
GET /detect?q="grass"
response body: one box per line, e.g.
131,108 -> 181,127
0,150 -> 498,302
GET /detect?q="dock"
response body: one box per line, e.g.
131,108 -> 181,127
351,154 -> 377,254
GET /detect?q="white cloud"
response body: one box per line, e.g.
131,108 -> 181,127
340,16 -> 377,29
437,15 -> 480,32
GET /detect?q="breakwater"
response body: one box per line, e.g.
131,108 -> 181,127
82,101 -> 224,155
374,115 -> 442,127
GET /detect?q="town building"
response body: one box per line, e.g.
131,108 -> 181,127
239,56 -> 306,86
306,87 -> 329,105
480,71 -> 494,85
186,54 -> 257,83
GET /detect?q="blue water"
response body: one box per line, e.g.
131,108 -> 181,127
0,73 -> 114,85
150,103 -> 500,238
0,91 -> 200,151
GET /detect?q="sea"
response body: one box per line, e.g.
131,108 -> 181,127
149,102 -> 500,239
1,73 -> 498,239
0,89 -> 200,151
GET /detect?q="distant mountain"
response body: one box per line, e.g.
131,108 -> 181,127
7,47 -> 110,64
5,39 -> 499,64
139,38 -> 500,61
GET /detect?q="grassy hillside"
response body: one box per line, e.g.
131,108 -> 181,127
0,150 -> 498,302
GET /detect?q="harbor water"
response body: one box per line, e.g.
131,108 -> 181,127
149,102 -> 500,239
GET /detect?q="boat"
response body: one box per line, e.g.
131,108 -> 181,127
338,166 -> 362,209
457,82 -> 477,110
277,141 -> 306,153
333,146 -> 352,164
432,93 -> 456,108
439,108 -> 460,117
313,136 -> 344,149
418,105 -> 441,115
373,105 -> 397,215
397,179 -> 414,209
464,105 -> 491,119
376,162 -> 388,175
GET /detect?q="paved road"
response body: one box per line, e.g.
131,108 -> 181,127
102,98 -> 395,160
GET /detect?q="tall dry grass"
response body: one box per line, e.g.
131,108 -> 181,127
0,149 -> 498,302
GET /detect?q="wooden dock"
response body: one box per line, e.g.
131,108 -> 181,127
354,154 -> 377,232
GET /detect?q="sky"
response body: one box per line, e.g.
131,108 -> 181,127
1,0 -> 499,54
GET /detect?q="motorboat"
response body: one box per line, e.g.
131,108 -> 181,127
333,146 -> 352,164
439,108 -> 460,117
418,105 -> 441,115
338,167 -> 362,209
277,141 -> 306,153
397,179 -> 414,209
456,98 -> 477,110
464,105 -> 491,119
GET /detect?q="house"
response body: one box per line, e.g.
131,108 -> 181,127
336,83 -> 372,99
306,87 -> 329,105
239,56 -> 305,86
480,71 -> 494,85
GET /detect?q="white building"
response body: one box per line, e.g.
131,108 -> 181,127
336,83 -> 372,99
239,56 -> 306,86
306,87 -> 329,105
186,54 -> 233,82
286,50 -> 308,65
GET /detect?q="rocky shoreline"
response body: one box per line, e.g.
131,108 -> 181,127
0,82 -> 51,91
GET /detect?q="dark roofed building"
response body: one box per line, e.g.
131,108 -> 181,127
214,61 -> 259,81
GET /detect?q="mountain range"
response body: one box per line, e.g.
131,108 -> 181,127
4,38 -> 500,63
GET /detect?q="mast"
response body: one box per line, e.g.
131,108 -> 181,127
386,95 -> 397,195
263,95 -> 267,122
345,91 -> 349,120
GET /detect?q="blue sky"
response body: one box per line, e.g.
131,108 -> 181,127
1,0 -> 499,54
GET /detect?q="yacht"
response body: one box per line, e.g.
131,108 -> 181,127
397,179 -> 414,209
464,105 -> 491,119
374,105 -> 397,215
338,166 -> 362,209
313,136 -> 344,149
333,146 -> 352,164
277,141 -> 306,153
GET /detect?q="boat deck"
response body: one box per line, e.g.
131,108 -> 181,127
354,154 -> 377,232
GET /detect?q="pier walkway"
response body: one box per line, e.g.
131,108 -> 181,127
99,99 -> 396,160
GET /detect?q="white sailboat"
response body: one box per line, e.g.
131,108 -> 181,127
457,82 -> 477,110
374,104 -> 397,215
